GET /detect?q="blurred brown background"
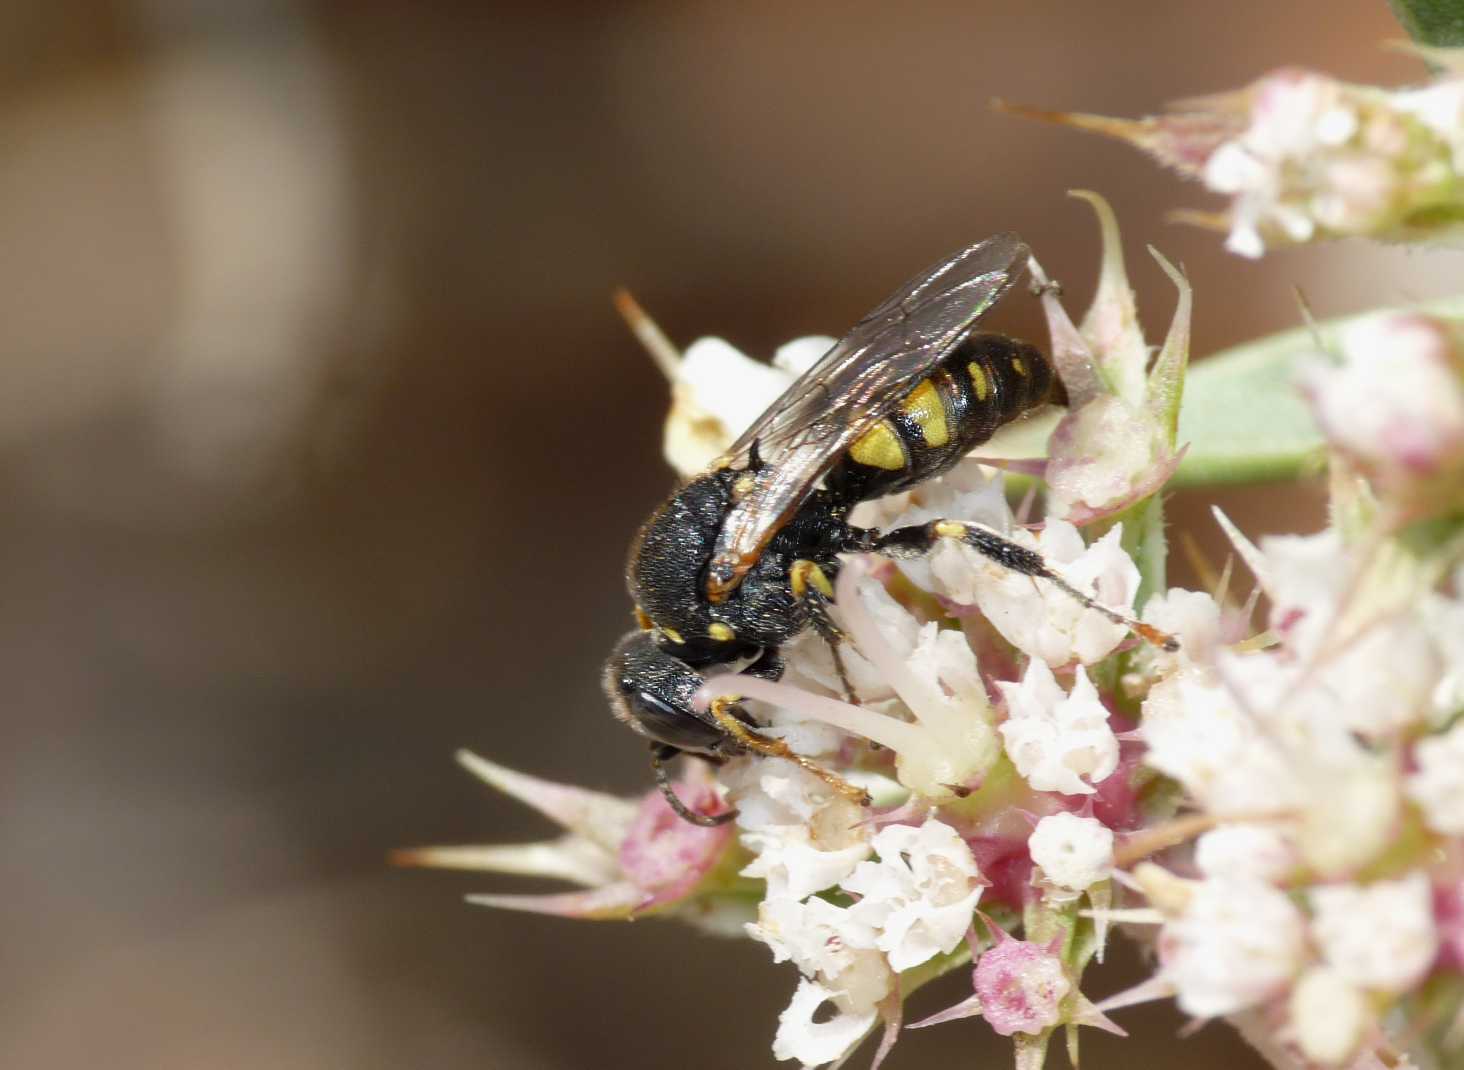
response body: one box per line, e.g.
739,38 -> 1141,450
0,3 -> 1449,1068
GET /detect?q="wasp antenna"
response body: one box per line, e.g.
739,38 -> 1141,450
650,751 -> 736,827
612,287 -> 682,382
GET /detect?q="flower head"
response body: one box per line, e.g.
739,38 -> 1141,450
1027,193 -> 1191,524
395,751 -> 740,924
842,820 -> 985,972
662,334 -> 831,477
1006,59 -> 1464,256
1302,311 -> 1464,502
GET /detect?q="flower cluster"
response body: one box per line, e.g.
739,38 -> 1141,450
405,188 -> 1464,1069
1003,49 -> 1464,256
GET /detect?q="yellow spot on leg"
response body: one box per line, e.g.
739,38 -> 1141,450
708,622 -> 736,643
790,559 -> 834,600
849,420 -> 906,470
934,520 -> 968,540
659,626 -> 685,644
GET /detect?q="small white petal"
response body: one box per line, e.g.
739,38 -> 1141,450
773,335 -> 837,376
1194,824 -> 1297,883
1160,876 -> 1307,1017
1029,812 -> 1115,894
1407,722 -> 1464,835
1310,874 -> 1439,993
841,820 -> 983,972
1290,967 -> 1369,1065
773,978 -> 879,1067
999,662 -> 1119,796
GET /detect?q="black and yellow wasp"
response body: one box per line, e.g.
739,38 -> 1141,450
604,234 -> 1174,825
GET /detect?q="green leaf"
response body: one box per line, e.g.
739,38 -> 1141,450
1388,0 -> 1464,46
1169,320 -> 1327,486
986,297 -> 1464,487
1174,296 -> 1464,486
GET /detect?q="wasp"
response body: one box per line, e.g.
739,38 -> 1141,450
605,234 -> 1176,825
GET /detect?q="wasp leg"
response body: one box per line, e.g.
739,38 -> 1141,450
871,519 -> 1179,652
789,559 -> 858,704
706,696 -> 872,807
649,744 -> 737,827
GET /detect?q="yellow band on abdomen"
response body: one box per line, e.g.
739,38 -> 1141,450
899,379 -> 950,447
849,419 -> 906,470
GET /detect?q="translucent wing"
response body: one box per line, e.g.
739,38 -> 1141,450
705,233 -> 1030,600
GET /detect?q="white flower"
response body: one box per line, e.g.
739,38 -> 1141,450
1139,587 -> 1224,673
971,521 -> 1140,667
841,820 -> 983,972
752,891 -> 895,1067
1200,69 -> 1464,256
1140,669 -> 1301,817
1255,528 -> 1348,659
725,762 -> 872,901
1288,966 -> 1370,1066
1028,812 -> 1115,896
750,895 -> 892,1005
662,334 -> 831,477
1423,593 -> 1464,722
999,661 -> 1119,795
1011,64 -> 1464,255
1310,874 -> 1439,993
773,977 -> 881,1068
1194,824 -> 1297,883
1319,617 -> 1441,741
1302,312 -> 1464,488
1407,722 -> 1464,836
1143,654 -> 1402,874
1159,876 -> 1308,1017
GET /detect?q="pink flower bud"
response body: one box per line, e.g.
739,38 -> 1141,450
618,775 -> 735,901
974,923 -> 1071,1037
1302,312 -> 1464,493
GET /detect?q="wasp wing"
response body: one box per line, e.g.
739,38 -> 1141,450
705,233 -> 1030,599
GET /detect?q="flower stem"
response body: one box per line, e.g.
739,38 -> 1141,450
1387,0 -> 1464,46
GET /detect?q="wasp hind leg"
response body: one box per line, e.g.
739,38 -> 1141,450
870,519 -> 1179,652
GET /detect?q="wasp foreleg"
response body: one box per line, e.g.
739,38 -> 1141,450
789,558 -> 857,703
706,696 -> 872,807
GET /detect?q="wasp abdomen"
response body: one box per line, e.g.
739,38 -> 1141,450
826,332 -> 1053,504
